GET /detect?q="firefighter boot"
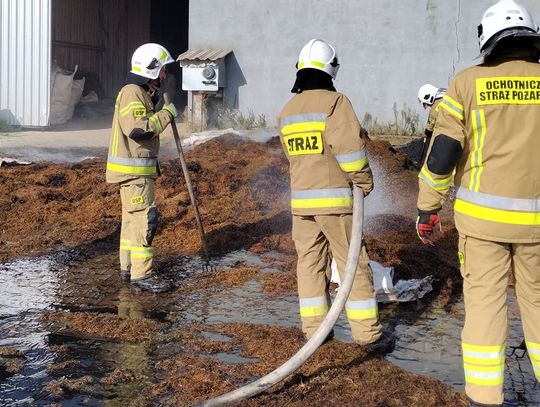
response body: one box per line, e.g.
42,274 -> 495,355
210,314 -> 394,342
120,266 -> 131,283
131,275 -> 173,294
363,331 -> 396,355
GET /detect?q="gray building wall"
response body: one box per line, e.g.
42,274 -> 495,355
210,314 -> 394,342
188,0 -> 540,125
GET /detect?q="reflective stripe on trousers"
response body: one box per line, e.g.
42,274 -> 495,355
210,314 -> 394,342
527,341 -> 540,380
299,296 -> 329,318
345,297 -> 378,320
130,246 -> 153,259
462,342 -> 505,386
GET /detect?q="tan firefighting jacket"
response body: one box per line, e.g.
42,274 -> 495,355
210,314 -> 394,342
279,89 -> 373,216
106,84 -> 172,184
425,98 -> 442,134
418,52 -> 540,242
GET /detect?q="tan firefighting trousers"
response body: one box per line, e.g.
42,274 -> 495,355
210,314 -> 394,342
292,214 -> 382,344
459,234 -> 540,405
119,178 -> 158,280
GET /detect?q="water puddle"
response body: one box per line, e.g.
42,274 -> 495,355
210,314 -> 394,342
0,253 -> 76,404
1,249 -> 538,406
212,352 -> 259,365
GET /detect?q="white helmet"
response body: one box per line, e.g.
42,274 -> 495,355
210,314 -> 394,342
130,43 -> 175,80
478,0 -> 540,57
297,39 -> 340,79
418,84 -> 445,109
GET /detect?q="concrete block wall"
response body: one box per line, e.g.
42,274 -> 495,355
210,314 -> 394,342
188,0 -> 540,126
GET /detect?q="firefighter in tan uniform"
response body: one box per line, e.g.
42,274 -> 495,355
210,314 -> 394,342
106,43 -> 177,293
417,84 -> 446,165
415,1 -> 540,405
279,39 -> 395,353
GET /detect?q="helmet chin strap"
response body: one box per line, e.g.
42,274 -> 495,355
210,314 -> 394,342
147,78 -> 161,94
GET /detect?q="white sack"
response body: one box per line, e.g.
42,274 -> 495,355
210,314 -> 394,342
49,65 -> 78,125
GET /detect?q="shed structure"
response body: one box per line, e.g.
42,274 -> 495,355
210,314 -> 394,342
0,0 -> 188,127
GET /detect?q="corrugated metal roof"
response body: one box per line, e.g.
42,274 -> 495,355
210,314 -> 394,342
0,0 -> 51,127
177,49 -> 231,63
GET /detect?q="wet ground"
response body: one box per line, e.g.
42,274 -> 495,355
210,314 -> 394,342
0,134 -> 538,406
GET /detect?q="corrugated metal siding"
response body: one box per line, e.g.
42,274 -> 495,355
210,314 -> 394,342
0,0 -> 51,126
52,0 -> 150,99
52,0 -> 103,89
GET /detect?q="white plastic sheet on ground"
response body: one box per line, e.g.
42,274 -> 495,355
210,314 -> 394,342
330,258 -> 432,303
181,128 -> 275,148
182,128 -> 240,147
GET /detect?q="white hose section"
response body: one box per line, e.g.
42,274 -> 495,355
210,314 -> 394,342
197,186 -> 364,407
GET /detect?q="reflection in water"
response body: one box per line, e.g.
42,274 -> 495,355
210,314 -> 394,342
96,286 -> 152,407
101,348 -> 151,406
0,256 -> 61,405
117,286 -> 145,320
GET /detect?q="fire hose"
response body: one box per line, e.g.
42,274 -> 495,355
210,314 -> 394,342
197,186 -> 365,406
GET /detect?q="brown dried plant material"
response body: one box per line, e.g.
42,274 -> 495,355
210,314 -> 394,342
47,359 -> 80,375
42,376 -> 94,400
151,355 -> 249,405
367,139 -> 414,174
0,347 -> 25,358
135,323 -> 466,407
40,312 -> 162,342
192,265 -> 259,290
49,344 -> 70,354
0,346 -> 26,379
1,135 -> 466,404
153,324 -> 236,355
0,135 -> 291,263
260,271 -> 297,297
100,368 -> 137,385
0,358 -> 25,379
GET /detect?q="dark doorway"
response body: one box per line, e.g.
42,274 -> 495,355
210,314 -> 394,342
150,0 -> 189,110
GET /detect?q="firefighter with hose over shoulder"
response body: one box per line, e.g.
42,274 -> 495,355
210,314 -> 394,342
106,43 -> 178,293
415,1 -> 540,405
197,39 -> 395,407
279,38 -> 395,352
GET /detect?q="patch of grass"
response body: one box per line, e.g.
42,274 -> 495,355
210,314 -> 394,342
217,106 -> 267,130
0,119 -> 19,133
363,103 -> 420,138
